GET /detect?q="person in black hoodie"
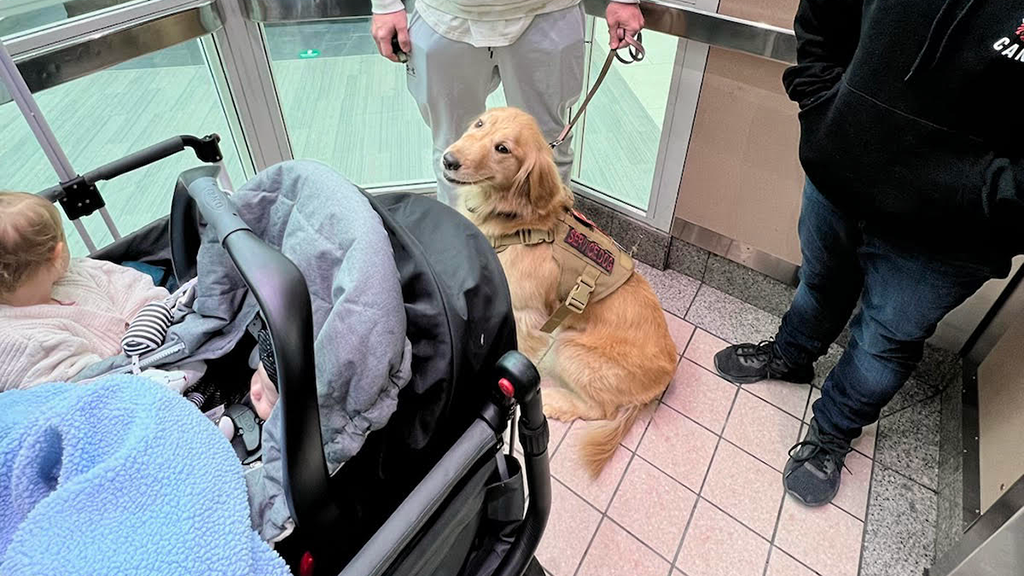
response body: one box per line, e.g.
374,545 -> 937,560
714,0 -> 1023,506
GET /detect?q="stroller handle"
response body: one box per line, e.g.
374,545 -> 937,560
175,166 -> 341,535
39,134 -> 223,203
494,351 -> 551,576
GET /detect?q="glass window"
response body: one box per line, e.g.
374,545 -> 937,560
263,13 -> 696,211
264,20 -> 536,189
0,0 -> 144,39
0,101 -> 60,192
1,39 -> 247,256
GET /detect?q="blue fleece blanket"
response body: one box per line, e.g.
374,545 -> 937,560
0,376 -> 290,576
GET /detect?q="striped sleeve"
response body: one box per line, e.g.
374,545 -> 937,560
121,302 -> 174,357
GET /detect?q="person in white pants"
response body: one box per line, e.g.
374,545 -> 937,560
371,0 -> 644,207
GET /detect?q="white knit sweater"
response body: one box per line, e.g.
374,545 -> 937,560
0,258 -> 169,391
372,0 -> 637,48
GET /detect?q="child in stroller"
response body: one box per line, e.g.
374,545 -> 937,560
0,191 -> 170,390
22,134 -> 553,576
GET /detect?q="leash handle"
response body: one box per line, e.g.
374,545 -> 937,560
391,35 -> 409,63
612,29 -> 646,65
550,31 -> 645,149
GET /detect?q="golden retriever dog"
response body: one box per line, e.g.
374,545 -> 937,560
443,107 -> 678,475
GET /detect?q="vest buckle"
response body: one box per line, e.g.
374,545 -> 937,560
517,229 -> 554,245
566,268 -> 599,314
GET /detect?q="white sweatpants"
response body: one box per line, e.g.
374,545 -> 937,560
405,4 -> 586,206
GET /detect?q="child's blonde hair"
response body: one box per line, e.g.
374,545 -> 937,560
0,191 -> 66,298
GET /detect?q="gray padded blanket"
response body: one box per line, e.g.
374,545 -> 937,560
81,160 -> 412,539
213,161 -> 413,539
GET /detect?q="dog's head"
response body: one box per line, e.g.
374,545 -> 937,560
443,107 -> 571,224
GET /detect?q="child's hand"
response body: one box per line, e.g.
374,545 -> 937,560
250,363 -> 279,421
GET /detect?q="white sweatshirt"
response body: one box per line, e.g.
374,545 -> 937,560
0,258 -> 169,391
373,0 -> 638,48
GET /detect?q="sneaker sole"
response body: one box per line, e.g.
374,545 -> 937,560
713,355 -> 814,386
783,486 -> 837,507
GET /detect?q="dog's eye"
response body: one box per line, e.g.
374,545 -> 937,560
475,120 -> 484,128
495,144 -> 510,154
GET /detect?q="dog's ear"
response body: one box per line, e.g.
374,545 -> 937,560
511,147 -> 562,207
528,151 -> 562,207
510,153 -> 536,199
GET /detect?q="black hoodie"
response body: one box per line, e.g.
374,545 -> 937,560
782,0 -> 1024,272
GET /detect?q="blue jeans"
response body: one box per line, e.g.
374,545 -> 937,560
774,180 -> 998,441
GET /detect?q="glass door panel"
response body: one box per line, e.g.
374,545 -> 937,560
264,20 -> 436,188
0,0 -> 145,38
0,100 -> 60,192
2,38 -> 248,255
263,19 -> 569,190
573,11 -> 710,214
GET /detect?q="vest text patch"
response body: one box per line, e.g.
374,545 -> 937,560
565,227 -> 615,274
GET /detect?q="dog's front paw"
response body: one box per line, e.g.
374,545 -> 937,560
542,399 -> 573,422
542,388 -> 582,421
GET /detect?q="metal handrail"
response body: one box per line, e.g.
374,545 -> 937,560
1,0 -> 795,106
0,0 -> 221,105
241,0 -> 797,63
243,0 -> 371,23
603,0 -> 796,64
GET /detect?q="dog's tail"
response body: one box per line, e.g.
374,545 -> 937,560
580,402 -> 648,477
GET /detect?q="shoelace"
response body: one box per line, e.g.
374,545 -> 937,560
788,437 -> 852,475
735,339 -> 777,362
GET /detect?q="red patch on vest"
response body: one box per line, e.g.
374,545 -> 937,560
570,209 -> 607,234
565,227 -> 615,273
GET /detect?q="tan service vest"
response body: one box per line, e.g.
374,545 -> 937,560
490,210 -> 634,333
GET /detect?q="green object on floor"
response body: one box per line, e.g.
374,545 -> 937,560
298,49 -> 320,59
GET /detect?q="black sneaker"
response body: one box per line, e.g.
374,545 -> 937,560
783,418 -> 852,506
713,340 -> 814,385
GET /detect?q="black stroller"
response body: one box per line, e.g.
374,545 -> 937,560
37,134 -> 552,576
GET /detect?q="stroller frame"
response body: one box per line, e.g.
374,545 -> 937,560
37,134 -> 552,576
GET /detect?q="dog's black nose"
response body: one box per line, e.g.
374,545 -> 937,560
442,152 -> 461,171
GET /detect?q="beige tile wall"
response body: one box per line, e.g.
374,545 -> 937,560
674,47 -> 804,265
717,0 -> 798,29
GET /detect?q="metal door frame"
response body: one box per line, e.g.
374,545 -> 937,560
928,472 -> 1024,576
3,0 -> 797,242
237,0 -> 797,231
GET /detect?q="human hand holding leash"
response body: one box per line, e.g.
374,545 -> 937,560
371,10 -> 411,62
605,1 -> 644,50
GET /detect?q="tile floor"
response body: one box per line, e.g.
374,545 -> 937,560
528,264 -> 940,576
